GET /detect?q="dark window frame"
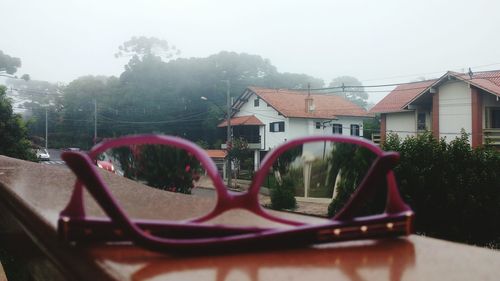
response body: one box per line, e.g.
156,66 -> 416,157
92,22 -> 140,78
417,112 -> 426,130
254,98 -> 260,107
350,124 -> 360,136
332,124 -> 343,134
270,121 -> 285,132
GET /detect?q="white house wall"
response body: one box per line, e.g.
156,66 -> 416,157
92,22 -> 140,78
386,111 -> 416,139
288,118 -> 311,139
332,117 -> 365,137
235,93 -> 287,150
235,93 -> 366,150
438,81 -> 471,142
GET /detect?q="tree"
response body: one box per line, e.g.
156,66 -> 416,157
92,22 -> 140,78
37,46 -> 326,149
0,50 -> 21,74
329,76 -> 368,108
0,85 -> 36,160
115,36 -> 180,62
227,137 -> 251,183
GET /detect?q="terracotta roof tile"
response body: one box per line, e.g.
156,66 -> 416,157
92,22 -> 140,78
370,70 -> 500,114
205,150 -> 227,158
370,80 -> 437,113
452,70 -> 500,96
217,115 -> 264,127
247,87 -> 370,119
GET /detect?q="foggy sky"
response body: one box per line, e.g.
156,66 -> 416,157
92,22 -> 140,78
2,0 -> 500,102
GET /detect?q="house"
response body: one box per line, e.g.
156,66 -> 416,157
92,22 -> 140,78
205,149 -> 227,178
218,87 -> 370,171
370,70 -> 500,147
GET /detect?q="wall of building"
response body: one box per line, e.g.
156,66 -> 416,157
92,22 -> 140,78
284,116 -> 366,143
483,92 -> 500,107
438,81 -> 471,142
482,92 -> 500,129
236,93 -> 366,150
386,111 -> 416,139
235,93 -> 287,150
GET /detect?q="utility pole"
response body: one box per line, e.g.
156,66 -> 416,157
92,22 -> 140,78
225,80 -> 232,188
45,107 -> 48,149
94,98 -> 97,143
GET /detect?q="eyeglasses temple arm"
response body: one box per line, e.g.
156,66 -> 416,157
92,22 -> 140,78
334,152 -> 411,221
60,180 -> 85,218
61,152 -> 145,239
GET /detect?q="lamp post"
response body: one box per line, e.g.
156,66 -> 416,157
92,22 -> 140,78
200,80 -> 232,188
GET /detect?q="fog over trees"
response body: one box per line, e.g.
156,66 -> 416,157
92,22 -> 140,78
7,37 -> 368,149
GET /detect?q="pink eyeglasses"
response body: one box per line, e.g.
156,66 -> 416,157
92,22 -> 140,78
59,134 -> 414,253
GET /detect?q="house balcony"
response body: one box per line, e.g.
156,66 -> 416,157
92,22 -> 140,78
218,115 -> 265,150
221,134 -> 262,150
483,128 -> 500,146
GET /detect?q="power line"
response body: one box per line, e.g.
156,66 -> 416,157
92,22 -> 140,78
297,73 -> 500,96
359,62 -> 500,83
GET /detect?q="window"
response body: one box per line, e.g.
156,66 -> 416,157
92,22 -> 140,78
254,98 -> 260,107
417,112 -> 426,130
332,124 -> 343,134
350,124 -> 360,136
270,121 -> 285,132
488,108 -> 500,128
315,122 -> 321,129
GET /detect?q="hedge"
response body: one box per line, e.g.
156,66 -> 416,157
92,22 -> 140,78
382,132 -> 500,248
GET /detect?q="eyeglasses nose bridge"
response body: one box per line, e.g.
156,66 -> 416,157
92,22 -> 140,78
221,191 -> 259,212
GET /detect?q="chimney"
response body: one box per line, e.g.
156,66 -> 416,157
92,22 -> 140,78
305,83 -> 315,113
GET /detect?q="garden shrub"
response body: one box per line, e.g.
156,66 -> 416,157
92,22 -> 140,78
382,131 -> 500,248
270,174 -> 297,210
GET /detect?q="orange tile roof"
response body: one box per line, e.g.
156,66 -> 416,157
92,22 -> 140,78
451,70 -> 500,97
205,149 -> 227,158
246,87 -> 370,119
217,115 -> 264,127
370,70 -> 500,114
370,80 -> 437,113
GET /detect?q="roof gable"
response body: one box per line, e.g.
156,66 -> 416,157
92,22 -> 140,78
217,115 -> 264,127
370,80 -> 437,113
370,69 -> 500,114
233,87 -> 369,119
449,70 -> 500,97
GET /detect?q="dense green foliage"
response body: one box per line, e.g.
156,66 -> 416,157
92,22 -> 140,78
0,85 -> 36,160
25,41 -> 325,149
227,137 -> 252,183
0,50 -> 21,74
107,145 -> 201,194
268,146 -> 302,209
383,132 -> 500,248
327,144 -> 381,217
269,174 -> 297,210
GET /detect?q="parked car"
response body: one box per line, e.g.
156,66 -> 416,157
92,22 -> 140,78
97,160 -> 116,174
64,147 -> 81,152
36,149 -> 50,161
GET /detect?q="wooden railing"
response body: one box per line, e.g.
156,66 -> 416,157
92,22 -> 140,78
483,128 -> 500,145
371,133 -> 381,145
1,155 -> 500,280
221,135 -> 262,150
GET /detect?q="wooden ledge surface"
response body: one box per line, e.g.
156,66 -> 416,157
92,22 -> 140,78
0,155 -> 499,281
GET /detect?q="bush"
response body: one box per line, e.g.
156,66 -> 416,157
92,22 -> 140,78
270,174 -> 297,210
382,131 -> 500,248
0,86 -> 37,161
